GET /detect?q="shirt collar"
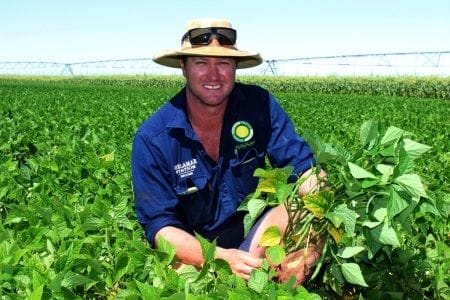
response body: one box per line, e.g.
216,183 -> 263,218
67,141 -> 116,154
165,84 -> 245,139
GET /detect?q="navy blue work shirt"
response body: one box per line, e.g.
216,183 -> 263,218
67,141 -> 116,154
132,83 -> 314,248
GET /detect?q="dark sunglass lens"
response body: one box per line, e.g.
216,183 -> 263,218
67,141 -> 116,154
190,33 -> 211,45
189,28 -> 212,45
217,34 -> 234,45
216,28 -> 236,45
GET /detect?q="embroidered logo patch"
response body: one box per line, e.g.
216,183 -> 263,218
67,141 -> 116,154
231,121 -> 253,142
174,159 -> 197,178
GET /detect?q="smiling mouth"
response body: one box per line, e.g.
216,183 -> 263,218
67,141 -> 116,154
203,84 -> 221,90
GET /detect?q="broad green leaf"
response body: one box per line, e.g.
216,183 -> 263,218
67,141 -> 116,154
113,252 -> 129,282
361,178 -> 380,188
360,119 -> 378,149
380,126 -> 404,145
403,138 -> 431,159
337,246 -> 365,258
275,181 -> 294,204
195,233 -> 216,262
362,220 -> 382,228
248,268 -> 268,293
331,204 -> 359,235
373,207 -> 387,222
135,280 -> 159,299
32,270 -> 46,291
341,263 -> 369,287
419,200 -> 441,216
61,271 -> 97,289
395,148 -> 414,176
379,144 -> 396,157
303,190 -> 334,219
243,213 -> 254,236
259,226 -> 282,247
371,221 -> 400,247
248,198 -> 267,220
265,245 -> 286,265
256,179 -> 276,194
316,143 -> 344,164
376,164 -> 394,184
156,235 -> 176,265
387,187 -> 409,218
394,174 -> 427,198
29,285 -> 44,300
325,212 -> 344,228
348,162 -> 377,179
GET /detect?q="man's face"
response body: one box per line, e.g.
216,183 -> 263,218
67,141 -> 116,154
180,56 -> 236,108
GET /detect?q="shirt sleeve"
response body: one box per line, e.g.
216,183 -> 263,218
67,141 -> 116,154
131,132 -> 187,247
266,93 -> 316,178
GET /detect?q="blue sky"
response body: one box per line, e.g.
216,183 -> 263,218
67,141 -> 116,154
1,0 -> 449,63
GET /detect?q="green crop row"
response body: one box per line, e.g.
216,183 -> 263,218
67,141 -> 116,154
2,75 -> 450,98
0,78 -> 448,299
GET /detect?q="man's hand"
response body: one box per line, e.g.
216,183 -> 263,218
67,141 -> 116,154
276,244 -> 322,285
216,248 -> 262,280
157,227 -> 262,281
298,168 -> 327,196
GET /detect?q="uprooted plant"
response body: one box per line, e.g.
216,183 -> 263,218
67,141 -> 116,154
239,120 -> 447,298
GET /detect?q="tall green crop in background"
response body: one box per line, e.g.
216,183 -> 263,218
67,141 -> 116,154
0,77 -> 448,299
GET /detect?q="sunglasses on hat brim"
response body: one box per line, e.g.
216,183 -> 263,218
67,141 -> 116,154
182,27 -> 237,46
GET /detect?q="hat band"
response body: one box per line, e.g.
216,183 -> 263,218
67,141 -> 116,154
181,27 -> 237,46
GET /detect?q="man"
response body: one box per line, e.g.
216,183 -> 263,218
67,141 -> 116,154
132,19 -> 325,283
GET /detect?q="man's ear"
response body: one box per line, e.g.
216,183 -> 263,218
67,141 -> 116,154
179,57 -> 187,77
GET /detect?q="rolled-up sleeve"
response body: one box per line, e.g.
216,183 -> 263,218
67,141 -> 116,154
266,94 -> 315,177
131,132 -> 186,247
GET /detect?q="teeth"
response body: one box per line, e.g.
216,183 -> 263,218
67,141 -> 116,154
204,84 -> 221,90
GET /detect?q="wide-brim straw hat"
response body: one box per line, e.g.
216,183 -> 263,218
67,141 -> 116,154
153,19 -> 263,69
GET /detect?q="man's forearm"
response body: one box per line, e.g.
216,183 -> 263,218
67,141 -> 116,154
155,226 -> 204,267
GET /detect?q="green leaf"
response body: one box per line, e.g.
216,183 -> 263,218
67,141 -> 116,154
394,174 -> 427,198
135,279 -> 158,299
337,246 -> 365,259
248,268 -> 268,293
348,162 -> 377,179
387,187 -> 409,218
403,138 -> 431,159
362,220 -> 382,228
380,126 -> 404,145
248,198 -> 267,220
395,148 -> 414,176
330,204 -> 359,235
325,212 -> 344,228
265,245 -> 286,266
361,178 -> 380,188
303,190 -> 334,219
360,119 -> 378,149
259,226 -> 282,247
373,207 -> 387,222
275,181 -> 294,204
376,164 -> 394,184
341,263 -> 369,287
114,252 -> 129,282
156,235 -> 176,265
61,271 -> 97,289
29,285 -> 44,300
371,221 -> 400,247
379,144 -> 396,157
195,233 -> 216,262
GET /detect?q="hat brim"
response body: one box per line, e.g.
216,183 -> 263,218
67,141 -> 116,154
153,45 -> 263,69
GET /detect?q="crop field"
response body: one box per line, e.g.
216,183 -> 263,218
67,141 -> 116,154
0,76 -> 449,299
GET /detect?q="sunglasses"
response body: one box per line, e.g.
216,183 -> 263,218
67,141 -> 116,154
182,27 -> 237,46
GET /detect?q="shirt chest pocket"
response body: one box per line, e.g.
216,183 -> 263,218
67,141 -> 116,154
230,148 -> 265,199
173,175 -> 213,227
